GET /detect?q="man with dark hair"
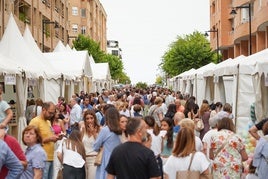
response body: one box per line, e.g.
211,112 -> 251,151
106,117 -> 161,179
29,102 -> 61,179
249,118 -> 268,140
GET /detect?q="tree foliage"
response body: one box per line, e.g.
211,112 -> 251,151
73,34 -> 105,63
73,35 -> 131,83
155,76 -> 164,86
135,82 -> 148,89
160,31 -> 217,77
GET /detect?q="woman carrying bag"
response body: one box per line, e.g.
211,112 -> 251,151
164,127 -> 210,179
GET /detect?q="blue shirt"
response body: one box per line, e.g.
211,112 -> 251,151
80,104 -> 93,111
0,140 -> 23,179
20,144 -> 47,179
253,135 -> 268,179
0,100 -> 10,123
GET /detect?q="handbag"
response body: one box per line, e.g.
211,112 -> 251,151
176,152 -> 200,179
94,147 -> 104,166
195,118 -> 204,132
176,152 -> 213,179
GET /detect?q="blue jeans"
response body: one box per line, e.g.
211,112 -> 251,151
43,161 -> 53,179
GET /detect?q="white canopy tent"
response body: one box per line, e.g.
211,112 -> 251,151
44,50 -> 93,100
0,14 -> 61,144
177,68 -> 196,95
91,62 -> 112,93
53,41 -> 69,52
23,25 -> 63,103
188,63 -> 216,106
240,49 -> 268,123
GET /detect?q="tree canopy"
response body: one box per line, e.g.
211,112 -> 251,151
73,35 -> 131,84
159,31 -> 217,77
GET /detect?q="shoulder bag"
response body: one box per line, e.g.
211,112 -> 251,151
94,147 -> 104,166
176,152 -> 213,179
195,118 -> 204,132
176,152 -> 200,179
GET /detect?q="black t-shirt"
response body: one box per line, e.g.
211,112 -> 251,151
256,118 -> 268,130
106,142 -> 161,179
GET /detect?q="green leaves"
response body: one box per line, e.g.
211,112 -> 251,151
160,31 -> 216,77
73,35 -> 131,84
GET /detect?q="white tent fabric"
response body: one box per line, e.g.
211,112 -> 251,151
44,51 -> 92,79
188,63 -> 216,105
242,49 -> 268,121
91,62 -> 111,93
66,44 -> 73,51
16,76 -> 28,148
53,41 -> 68,52
0,14 -> 57,79
0,14 -> 61,141
0,53 -> 21,75
23,25 -> 63,102
177,68 -> 196,95
44,51 -> 93,100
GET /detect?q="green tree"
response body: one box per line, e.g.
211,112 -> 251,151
160,31 -> 216,76
155,76 -> 164,86
73,34 -> 105,63
117,72 -> 131,84
103,54 -> 124,80
135,82 -> 148,89
73,35 -> 131,83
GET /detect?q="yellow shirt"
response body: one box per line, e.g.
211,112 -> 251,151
29,116 -> 54,161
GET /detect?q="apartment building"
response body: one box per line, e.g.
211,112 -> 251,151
0,0 -> 69,52
209,0 -> 268,60
0,0 -> 107,52
68,0 -> 107,51
107,40 -> 122,59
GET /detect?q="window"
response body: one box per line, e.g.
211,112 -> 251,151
72,7 -> 78,16
81,8 -> 86,18
81,26 -> 86,34
241,8 -> 249,23
72,24 -> 78,33
112,50 -> 119,56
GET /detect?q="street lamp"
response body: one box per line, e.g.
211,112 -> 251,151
230,3 -> 252,55
205,29 -> 220,63
42,19 -> 59,52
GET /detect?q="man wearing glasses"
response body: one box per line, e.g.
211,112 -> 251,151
30,102 -> 62,179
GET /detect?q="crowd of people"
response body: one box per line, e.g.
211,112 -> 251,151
0,84 -> 268,179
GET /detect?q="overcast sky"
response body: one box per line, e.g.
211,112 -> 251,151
100,0 -> 209,84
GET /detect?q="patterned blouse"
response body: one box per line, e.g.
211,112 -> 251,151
210,129 -> 245,179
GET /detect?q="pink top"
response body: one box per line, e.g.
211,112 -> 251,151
52,124 -> 62,135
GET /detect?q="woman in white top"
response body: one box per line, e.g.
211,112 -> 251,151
81,109 -> 100,179
164,127 -> 210,179
57,128 -> 86,179
145,115 -> 166,178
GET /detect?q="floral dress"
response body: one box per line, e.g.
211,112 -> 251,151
210,129 -> 245,179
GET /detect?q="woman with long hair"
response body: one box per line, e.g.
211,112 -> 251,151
81,109 -> 101,179
160,117 -> 174,164
144,115 -> 166,179
164,127 -> 210,179
57,128 -> 86,179
93,106 -> 121,179
119,114 -> 128,143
